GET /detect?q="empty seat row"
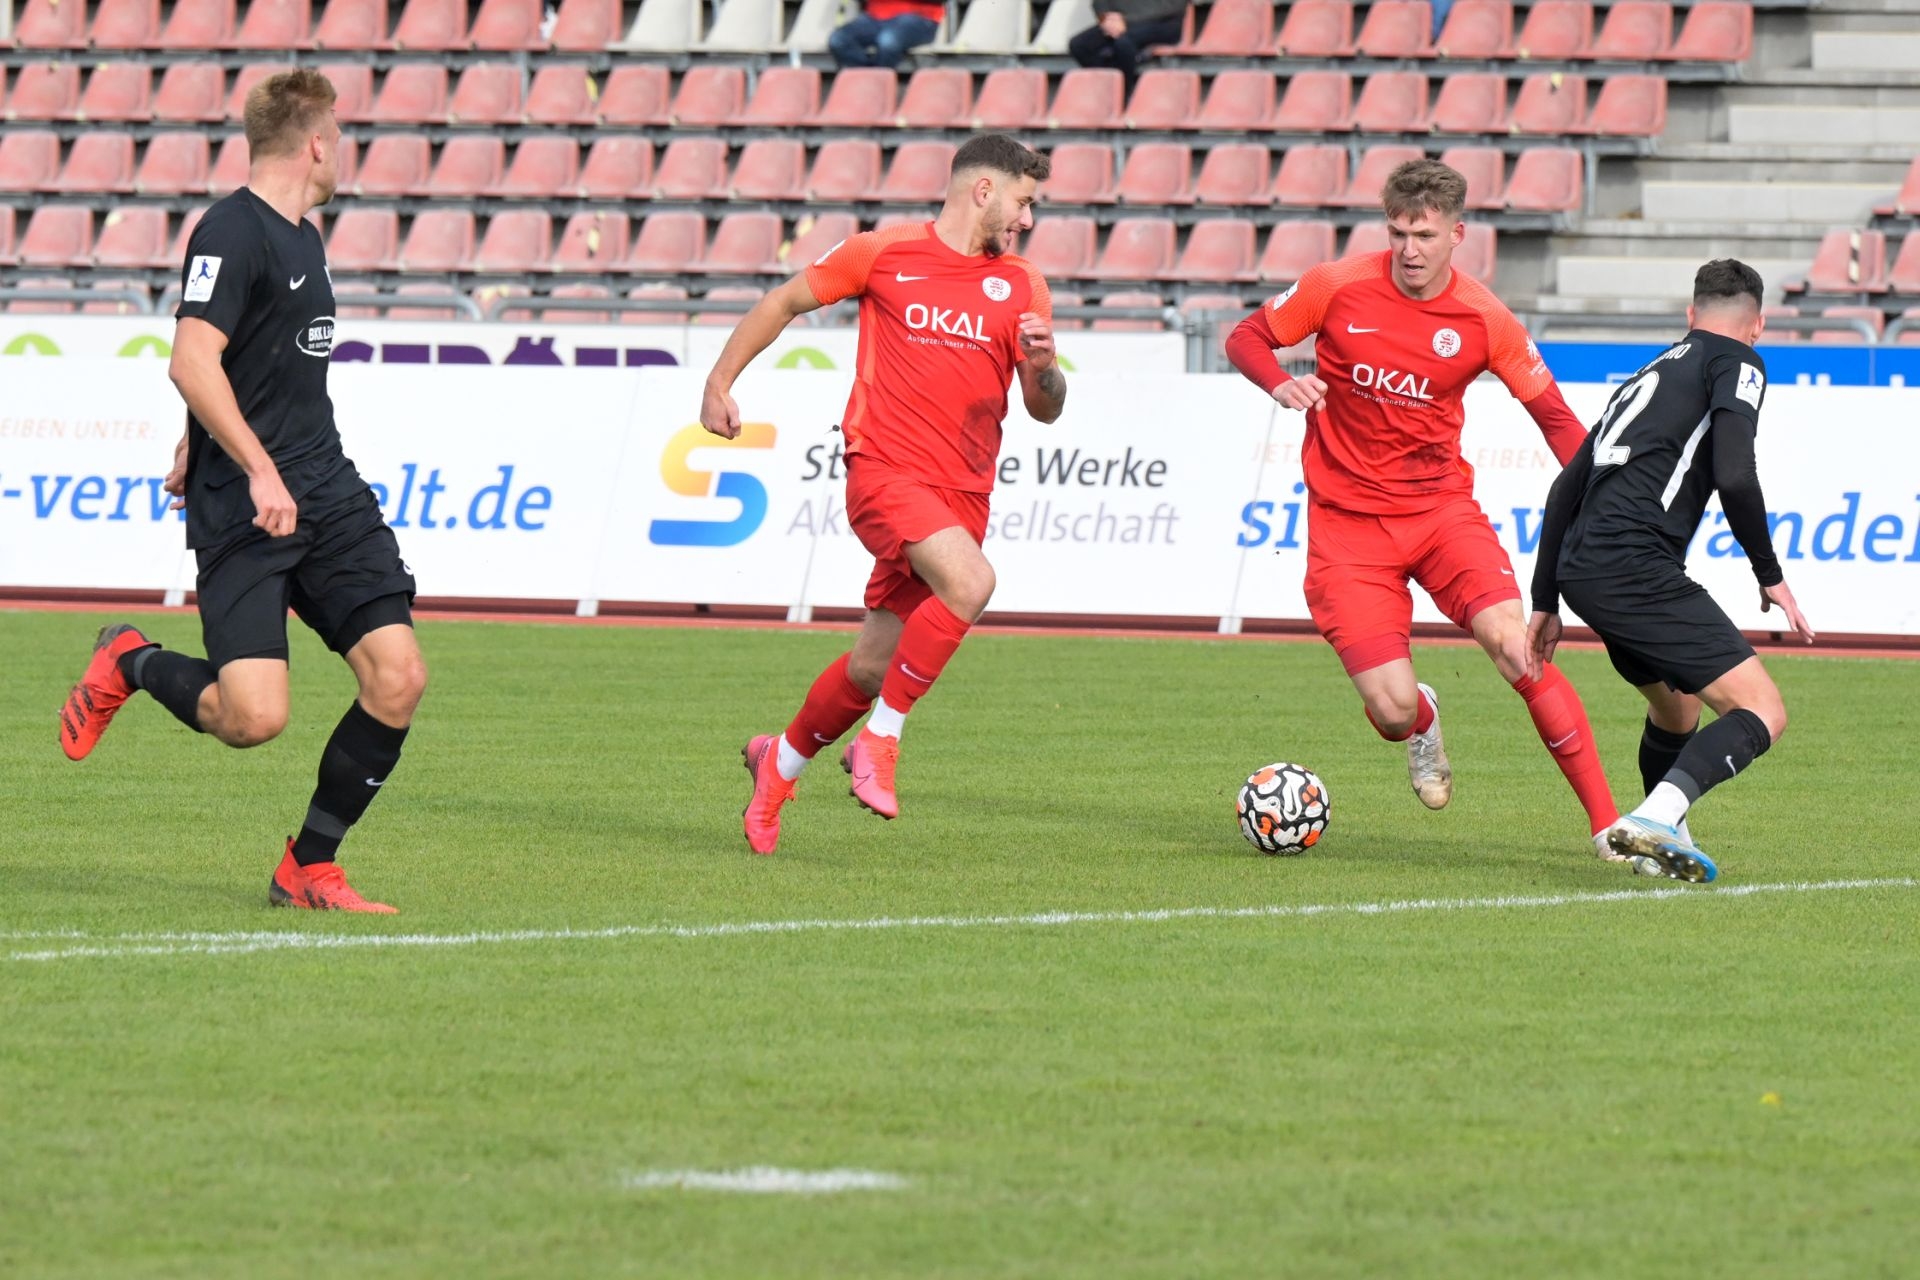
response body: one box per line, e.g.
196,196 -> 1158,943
1789,229 -> 1920,296
1270,0 -> 1751,63
0,128 -> 358,196
9,0 -> 620,53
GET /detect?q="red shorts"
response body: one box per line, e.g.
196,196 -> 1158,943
1303,496 -> 1521,675
845,456 -> 990,617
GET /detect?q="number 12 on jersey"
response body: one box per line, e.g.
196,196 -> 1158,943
1592,371 -> 1659,468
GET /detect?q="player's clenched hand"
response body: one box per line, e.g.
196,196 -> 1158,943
1274,374 -> 1328,414
163,434 -> 189,511
700,382 -> 742,440
1525,611 -> 1562,683
249,467 -> 297,538
1760,581 -> 1815,645
1017,313 -> 1056,371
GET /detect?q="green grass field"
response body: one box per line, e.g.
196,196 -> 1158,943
3,608 -> 1916,1279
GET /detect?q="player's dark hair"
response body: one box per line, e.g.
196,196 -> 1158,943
1692,259 -> 1764,311
244,69 -> 337,161
1381,159 -> 1467,222
951,134 -> 1051,184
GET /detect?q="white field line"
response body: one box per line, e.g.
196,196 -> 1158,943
5,877 -> 1912,965
625,1168 -> 908,1194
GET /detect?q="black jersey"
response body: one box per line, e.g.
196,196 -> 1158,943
1558,331 -> 1767,581
174,188 -> 348,548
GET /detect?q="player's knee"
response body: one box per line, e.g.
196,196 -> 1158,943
1754,698 -> 1787,744
847,652 -> 887,695
947,563 -> 995,620
1366,692 -> 1419,739
221,707 -> 288,748
363,654 -> 428,720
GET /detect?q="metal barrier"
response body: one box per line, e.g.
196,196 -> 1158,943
0,286 -> 154,315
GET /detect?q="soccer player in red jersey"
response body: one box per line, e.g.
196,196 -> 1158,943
700,135 -> 1067,855
1225,159 -> 1623,858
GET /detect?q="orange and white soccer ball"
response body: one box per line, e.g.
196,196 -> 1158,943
1236,762 -> 1331,856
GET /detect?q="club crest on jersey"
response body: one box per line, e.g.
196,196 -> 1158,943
1432,327 -> 1462,358
1353,362 -> 1434,401
905,302 -> 987,342
981,276 -> 1012,303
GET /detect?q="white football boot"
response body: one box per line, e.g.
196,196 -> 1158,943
1407,683 -> 1453,810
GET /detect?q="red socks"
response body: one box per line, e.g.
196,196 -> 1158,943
878,596 -> 972,714
1367,686 -> 1436,742
784,652 -> 873,760
1513,664 -> 1617,835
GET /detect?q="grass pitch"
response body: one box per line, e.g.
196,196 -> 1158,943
3,609 -> 1916,1279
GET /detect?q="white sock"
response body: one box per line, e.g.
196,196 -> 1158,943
865,697 -> 907,739
775,734 -> 808,781
1634,781 -> 1690,828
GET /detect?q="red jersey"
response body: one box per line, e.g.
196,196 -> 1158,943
1258,253 -> 1559,515
804,222 -> 1050,493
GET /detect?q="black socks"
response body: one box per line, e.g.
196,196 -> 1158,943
1638,718 -> 1696,796
120,644 -> 216,732
1664,708 -> 1773,804
292,701 -> 410,866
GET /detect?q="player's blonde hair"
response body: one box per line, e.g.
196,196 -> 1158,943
243,69 -> 337,161
1381,159 -> 1468,222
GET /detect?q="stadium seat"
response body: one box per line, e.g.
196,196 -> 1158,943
1335,145 -> 1425,208
1586,75 -> 1666,136
1174,220 -> 1258,283
1274,72 -> 1352,132
1257,220 -> 1338,283
1665,1 -> 1752,62
1194,70 -> 1277,132
1514,1 -> 1591,59
1350,72 -> 1429,133
729,138 -> 806,201
328,209 -> 401,271
1178,292 -> 1249,323
473,209 -> 553,272
553,212 -> 630,272
170,205 -> 208,260
739,66 -> 820,127
1275,0 -> 1354,57
208,134 -> 249,196
805,140 -> 883,202
89,0 -> 162,49
477,282 -> 534,320
699,0 -> 786,53
1116,144 -> 1195,206
1456,223 -> 1498,284
1048,289 -> 1087,331
1434,0 -> 1513,58
622,282 -> 689,325
539,283 -> 614,323
12,0 -> 89,48
1195,144 -> 1273,207
1355,1 -> 1433,58
493,136 -> 577,197
816,67 -> 897,127
1272,145 -> 1348,207
82,279 -> 154,316
231,0 -> 311,49
700,211 -> 784,274
1589,1 -> 1671,59
1510,73 -> 1588,134
52,132 -> 136,193
1091,291 -> 1166,332
158,0 -> 236,47
1438,146 -> 1505,209
7,63 -> 81,121
1020,217 -> 1098,278
628,212 -> 707,273
0,132 -> 61,193
1049,69 -> 1125,129
1343,222 -> 1389,258
376,282 -> 457,320
311,0 -> 390,48
1429,73 -> 1509,134
1888,237 -> 1920,295
226,66 -> 282,123
1177,0 -> 1273,55
651,138 -> 730,200
972,68 -> 1048,129
578,137 -> 653,199
7,277 -> 81,314
355,134 -> 431,196
315,64 -> 374,121
92,206 -> 171,268
470,0 -> 546,49
387,0 -> 466,50
1124,70 -> 1201,131
1894,162 -> 1920,218
549,0 -> 623,50
693,286 -> 763,325
597,66 -> 671,125
1504,146 -> 1582,212
896,67 -> 971,128
670,65 -> 747,127
1803,229 -> 1888,293
1811,305 -> 1883,342
784,212 -> 859,269
371,64 -> 450,124
77,63 -> 152,122
525,65 -> 598,125
1087,218 -> 1177,280
135,132 -> 212,195
1044,144 -> 1117,204
449,64 -> 523,125
878,141 -> 955,205
429,136 -> 505,197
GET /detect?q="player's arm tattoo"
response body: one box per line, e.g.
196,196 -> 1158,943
1028,363 -> 1068,421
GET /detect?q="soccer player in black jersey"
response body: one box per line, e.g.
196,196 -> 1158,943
56,70 -> 426,913
1527,259 -> 1814,883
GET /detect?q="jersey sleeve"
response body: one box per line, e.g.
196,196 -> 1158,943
174,207 -> 264,339
1476,294 -> 1555,402
802,229 -> 889,306
1258,262 -> 1342,347
1706,347 -> 1766,426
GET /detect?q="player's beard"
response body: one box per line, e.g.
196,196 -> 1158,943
981,207 -> 1008,258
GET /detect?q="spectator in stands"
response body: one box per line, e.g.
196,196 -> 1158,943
1069,0 -> 1189,84
828,0 -> 945,69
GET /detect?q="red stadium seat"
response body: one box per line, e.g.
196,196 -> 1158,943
1510,73 -> 1588,134
1666,1 -> 1752,62
1174,219 -> 1258,283
12,0 -> 89,47
784,213 -> 859,270
91,207 -> 169,268
1803,229 -> 1888,293
398,211 -> 476,271
1887,236 -> 1920,295
224,64 -> 286,121
448,63 -> 523,125
578,137 -> 653,199
0,131 -> 61,193
1590,1 -> 1671,59
739,66 -> 821,127
371,64 -> 450,124
1274,72 -> 1352,132
388,0 -> 466,50
1115,143 -> 1195,206
693,286 -> 763,325
1434,0 -> 1513,58
598,66 -> 671,125
1350,72 -> 1429,132
315,64 -> 374,121
1334,145 -> 1425,208
53,132 -> 137,193
651,138 -> 730,200
628,212 -> 707,273
7,63 -> 81,121
817,68 -> 897,127
671,65 -> 747,126
1178,293 -> 1250,323
549,0 -> 622,50
1587,75 -> 1666,136
1514,1 -> 1591,59
135,132 -> 212,195
1438,146 -> 1506,209
429,136 -> 505,196
1257,220 -> 1338,283
1272,144 -> 1348,207
1020,217 -> 1098,277
878,141 -> 955,204
525,65 -> 598,125
972,68 -> 1047,129
1276,0 -> 1354,57
231,0 -> 310,48
473,210 -> 553,272
355,133 -> 430,196
1048,289 -> 1086,331
896,68 -> 971,128
89,0 -> 161,49
1091,291 -> 1166,332
7,277 -> 80,314
1343,222 -> 1388,258
494,136 -> 577,197
1124,70 -> 1200,131
77,63 -> 151,122
1504,146 -> 1582,211
1195,144 -> 1273,207
170,204 -> 208,260
553,212 -> 629,271
1194,70 -> 1276,132
158,0 -> 236,47
1429,73 -> 1508,133
1891,159 -> 1920,217
311,0 -> 389,49
1044,144 -> 1117,204
469,0 -> 545,50
531,283 -> 609,323
1355,1 -> 1433,58
328,209 -> 401,271
1178,0 -> 1273,54
729,138 -> 806,201
1087,218 -> 1177,280
1455,222 -> 1498,284
1049,69 -> 1125,129
622,283 -> 689,326
83,279 -> 154,316
1810,305 -> 1884,343
805,139 -> 883,202
208,134 -> 249,196
700,212 -> 784,274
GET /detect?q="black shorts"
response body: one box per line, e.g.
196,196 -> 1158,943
1561,569 -> 1754,696
194,472 -> 417,670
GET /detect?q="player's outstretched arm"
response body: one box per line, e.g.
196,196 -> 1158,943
1015,312 -> 1067,423
700,274 -> 824,440
1712,408 -> 1814,643
1525,433 -> 1595,679
168,317 -> 296,538
1223,312 -> 1326,413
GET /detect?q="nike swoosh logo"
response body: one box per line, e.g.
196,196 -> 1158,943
1547,733 -> 1576,750
365,776 -> 386,787
898,661 -> 934,683
1346,323 -> 1379,333
895,273 -> 928,282
289,275 -> 307,290
1500,568 -> 1514,576
812,733 -> 834,744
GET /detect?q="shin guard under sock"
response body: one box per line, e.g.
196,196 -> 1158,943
292,701 -> 409,866
1513,665 -> 1617,835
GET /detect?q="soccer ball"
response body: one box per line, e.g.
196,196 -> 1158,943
1236,762 -> 1331,856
